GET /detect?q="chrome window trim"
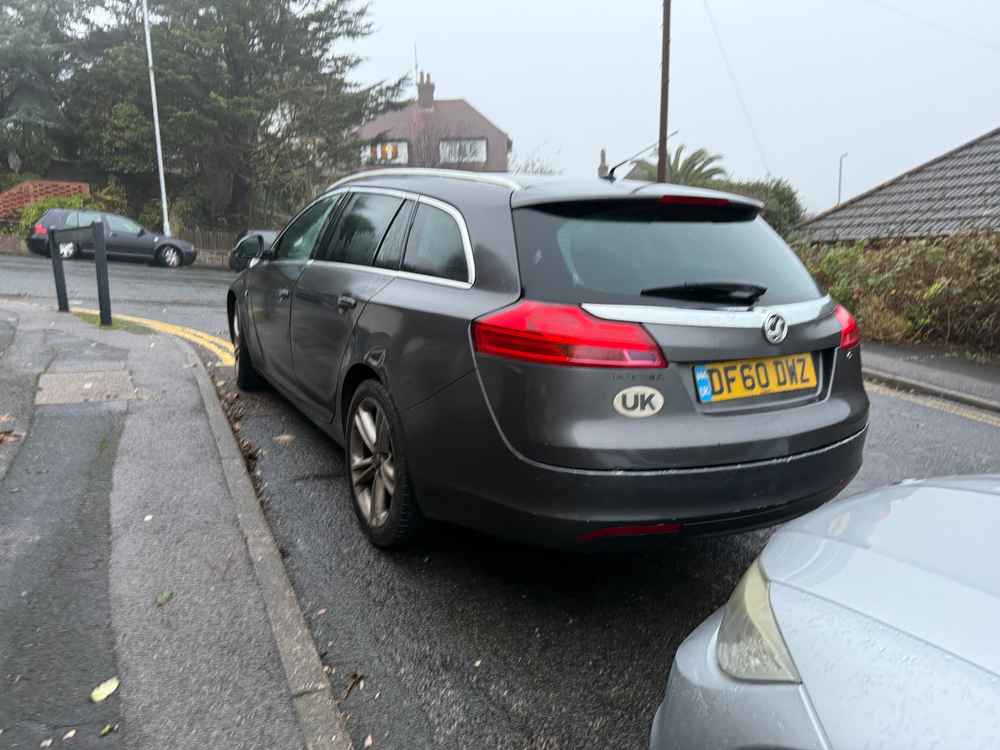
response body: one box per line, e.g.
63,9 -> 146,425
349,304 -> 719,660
582,296 -> 833,328
328,168 -> 521,193
314,185 -> 476,287
307,259 -> 472,290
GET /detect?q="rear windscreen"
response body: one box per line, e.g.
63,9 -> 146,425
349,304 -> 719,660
512,201 -> 822,307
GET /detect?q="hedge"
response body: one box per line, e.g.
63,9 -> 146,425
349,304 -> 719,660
796,234 -> 1000,353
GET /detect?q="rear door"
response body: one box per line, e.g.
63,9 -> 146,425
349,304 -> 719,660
290,190 -> 412,415
472,197 -> 865,470
247,194 -> 339,387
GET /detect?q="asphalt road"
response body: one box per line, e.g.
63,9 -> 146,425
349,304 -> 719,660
0,254 -> 231,338
6,253 -> 1000,748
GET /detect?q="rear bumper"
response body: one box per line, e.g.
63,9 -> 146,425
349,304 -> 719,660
649,611 -> 827,749
403,372 -> 866,547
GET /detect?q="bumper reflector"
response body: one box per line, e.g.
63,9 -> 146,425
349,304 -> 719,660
579,522 -> 682,542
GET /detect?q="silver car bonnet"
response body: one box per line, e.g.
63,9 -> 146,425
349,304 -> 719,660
760,477 -> 1000,677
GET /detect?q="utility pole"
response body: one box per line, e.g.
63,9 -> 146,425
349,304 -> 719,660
837,152 -> 848,205
142,0 -> 171,236
656,0 -> 671,183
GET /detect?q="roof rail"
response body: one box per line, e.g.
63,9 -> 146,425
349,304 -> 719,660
328,168 -> 522,192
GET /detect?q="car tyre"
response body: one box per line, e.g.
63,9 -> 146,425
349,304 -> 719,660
232,307 -> 265,390
347,380 -> 421,548
158,245 -> 183,268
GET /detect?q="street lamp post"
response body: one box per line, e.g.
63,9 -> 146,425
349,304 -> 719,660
837,152 -> 848,206
141,0 -> 171,237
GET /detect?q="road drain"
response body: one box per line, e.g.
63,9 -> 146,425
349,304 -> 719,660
36,370 -> 139,405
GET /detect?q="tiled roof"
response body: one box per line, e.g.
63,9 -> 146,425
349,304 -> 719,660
801,126 -> 1000,242
358,99 -> 509,143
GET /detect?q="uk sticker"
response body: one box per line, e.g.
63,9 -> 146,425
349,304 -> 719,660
613,386 -> 663,418
694,365 -> 713,403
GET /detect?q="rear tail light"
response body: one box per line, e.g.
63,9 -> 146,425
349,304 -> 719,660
472,300 -> 666,368
33,223 -> 48,236
834,304 -> 860,349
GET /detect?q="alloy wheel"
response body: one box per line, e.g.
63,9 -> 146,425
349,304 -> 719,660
162,247 -> 181,267
349,398 -> 396,529
58,242 -> 75,259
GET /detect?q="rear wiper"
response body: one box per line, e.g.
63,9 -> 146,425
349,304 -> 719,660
639,282 -> 767,305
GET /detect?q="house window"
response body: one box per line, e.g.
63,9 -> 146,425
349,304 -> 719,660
438,138 -> 487,164
362,141 -> 408,165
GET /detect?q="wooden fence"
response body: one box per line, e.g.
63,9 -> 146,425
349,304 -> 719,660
175,227 -> 239,252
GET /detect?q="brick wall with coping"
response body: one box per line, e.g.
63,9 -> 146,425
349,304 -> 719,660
0,180 -> 91,220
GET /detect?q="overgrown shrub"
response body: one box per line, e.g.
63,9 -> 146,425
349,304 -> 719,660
16,193 -> 101,236
796,234 -> 1000,353
715,178 -> 804,239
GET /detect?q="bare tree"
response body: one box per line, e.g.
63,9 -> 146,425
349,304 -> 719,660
509,150 -> 561,175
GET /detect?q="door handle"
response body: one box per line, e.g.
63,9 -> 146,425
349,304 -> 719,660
337,294 -> 357,311
277,288 -> 291,302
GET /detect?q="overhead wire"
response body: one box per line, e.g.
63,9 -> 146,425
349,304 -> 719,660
859,0 -> 1000,55
701,0 -> 772,177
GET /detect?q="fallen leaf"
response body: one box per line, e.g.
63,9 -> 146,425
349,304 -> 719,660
155,591 -> 174,607
40,739 -> 53,747
474,659 -> 482,668
0,414 -> 11,423
63,729 -> 76,740
314,608 -> 327,617
143,514 -> 153,522
0,430 -> 25,445
364,736 -> 373,748
273,433 -> 295,446
89,676 -> 119,703
98,724 -> 115,737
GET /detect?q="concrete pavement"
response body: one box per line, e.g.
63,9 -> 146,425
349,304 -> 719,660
0,302 -> 343,749
862,341 -> 1000,413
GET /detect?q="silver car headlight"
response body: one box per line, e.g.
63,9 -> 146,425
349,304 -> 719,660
716,559 -> 800,683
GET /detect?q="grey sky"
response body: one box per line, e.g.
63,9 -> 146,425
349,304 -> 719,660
355,0 -> 1000,213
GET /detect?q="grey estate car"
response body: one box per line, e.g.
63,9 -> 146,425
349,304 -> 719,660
226,169 -> 869,548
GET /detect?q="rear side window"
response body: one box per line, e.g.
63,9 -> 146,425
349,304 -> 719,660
512,202 -> 821,307
320,192 -> 402,265
402,203 -> 468,283
78,211 -> 103,227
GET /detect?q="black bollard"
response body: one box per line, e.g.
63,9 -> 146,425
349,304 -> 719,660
48,227 -> 70,313
92,220 -> 113,326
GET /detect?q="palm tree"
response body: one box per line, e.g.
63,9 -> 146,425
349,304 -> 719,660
629,145 -> 727,186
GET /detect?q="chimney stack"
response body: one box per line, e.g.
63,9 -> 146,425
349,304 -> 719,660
417,71 -> 435,110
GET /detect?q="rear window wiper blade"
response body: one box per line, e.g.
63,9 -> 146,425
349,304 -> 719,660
639,282 -> 767,305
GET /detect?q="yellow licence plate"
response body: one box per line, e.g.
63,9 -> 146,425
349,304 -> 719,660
694,353 -> 817,403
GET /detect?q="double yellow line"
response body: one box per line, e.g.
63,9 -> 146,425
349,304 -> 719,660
74,308 -> 236,366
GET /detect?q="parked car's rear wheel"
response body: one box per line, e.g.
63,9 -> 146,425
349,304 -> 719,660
158,245 -> 182,268
347,380 -> 420,548
232,307 -> 264,390
58,242 -> 78,260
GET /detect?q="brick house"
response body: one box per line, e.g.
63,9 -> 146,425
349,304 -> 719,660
357,72 -> 511,172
